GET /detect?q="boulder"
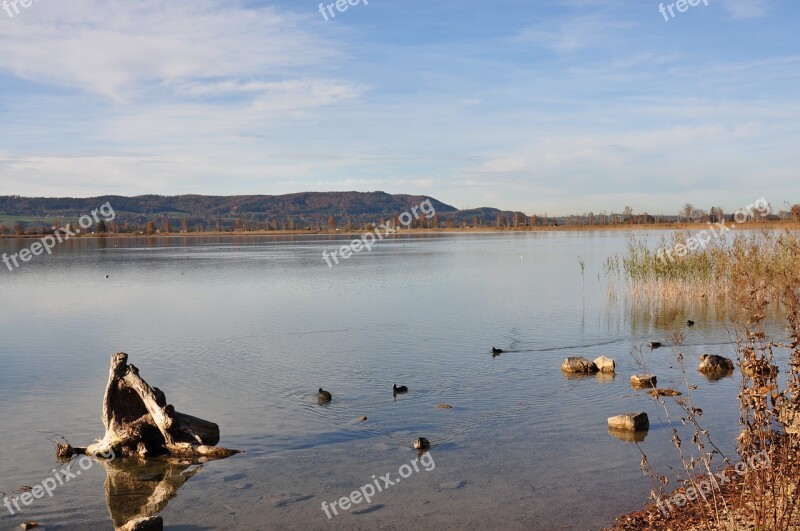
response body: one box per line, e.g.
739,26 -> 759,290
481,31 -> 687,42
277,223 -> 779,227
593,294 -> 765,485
631,374 -> 657,388
593,356 -> 616,374
561,357 -> 599,374
698,354 -> 734,374
608,412 -> 649,431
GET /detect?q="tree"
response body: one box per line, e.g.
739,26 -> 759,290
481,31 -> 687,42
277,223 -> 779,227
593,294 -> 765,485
623,206 -> 633,219
792,204 -> 800,222
96,219 -> 107,233
682,203 -> 694,223
0,224 -> 8,235
13,222 -> 24,235
145,221 -> 157,235
327,216 -> 336,230
162,217 -> 171,233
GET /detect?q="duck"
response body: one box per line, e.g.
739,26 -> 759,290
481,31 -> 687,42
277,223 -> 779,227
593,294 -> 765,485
491,347 -> 503,355
317,388 -> 332,402
687,320 -> 695,327
413,437 -> 431,451
393,384 -> 408,394
649,342 -> 663,349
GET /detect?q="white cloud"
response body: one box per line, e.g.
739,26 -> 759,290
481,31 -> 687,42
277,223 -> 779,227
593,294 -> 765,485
0,0 -> 337,101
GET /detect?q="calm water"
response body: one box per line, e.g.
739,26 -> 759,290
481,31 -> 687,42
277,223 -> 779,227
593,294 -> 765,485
0,231 -> 790,530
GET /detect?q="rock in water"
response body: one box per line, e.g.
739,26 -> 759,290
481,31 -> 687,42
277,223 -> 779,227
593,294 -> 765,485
631,374 -> 657,388
561,357 -> 599,374
647,388 -> 682,397
697,354 -> 735,374
593,356 -> 616,374
608,412 -> 649,432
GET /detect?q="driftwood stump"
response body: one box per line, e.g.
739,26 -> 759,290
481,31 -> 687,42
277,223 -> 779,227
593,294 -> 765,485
79,352 -> 239,459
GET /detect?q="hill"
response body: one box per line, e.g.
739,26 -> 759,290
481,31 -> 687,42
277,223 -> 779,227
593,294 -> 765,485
0,192 -> 529,233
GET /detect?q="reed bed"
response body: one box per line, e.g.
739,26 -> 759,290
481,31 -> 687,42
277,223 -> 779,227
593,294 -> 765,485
606,230 -> 800,303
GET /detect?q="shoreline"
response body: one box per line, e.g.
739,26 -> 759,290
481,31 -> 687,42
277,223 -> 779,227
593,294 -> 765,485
605,456 -> 798,531
1,221 -> 797,240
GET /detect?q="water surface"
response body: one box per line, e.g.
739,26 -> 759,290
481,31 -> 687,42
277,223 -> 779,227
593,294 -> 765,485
0,231 -> 789,529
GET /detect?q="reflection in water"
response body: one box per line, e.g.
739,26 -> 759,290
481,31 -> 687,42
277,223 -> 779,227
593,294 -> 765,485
98,457 -> 204,529
699,369 -> 735,382
607,428 -> 649,443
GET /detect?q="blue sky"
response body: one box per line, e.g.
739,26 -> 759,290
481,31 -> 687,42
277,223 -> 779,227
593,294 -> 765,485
0,0 -> 798,215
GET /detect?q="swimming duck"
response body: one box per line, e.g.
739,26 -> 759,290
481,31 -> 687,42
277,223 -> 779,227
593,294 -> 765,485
491,347 -> 503,355
317,388 -> 332,402
414,437 -> 431,451
393,384 -> 408,394
649,342 -> 663,349
687,320 -> 695,327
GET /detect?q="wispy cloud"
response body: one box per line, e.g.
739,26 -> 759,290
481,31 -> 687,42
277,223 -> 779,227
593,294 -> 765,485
0,0 -> 336,102
517,15 -> 637,54
721,0 -> 769,19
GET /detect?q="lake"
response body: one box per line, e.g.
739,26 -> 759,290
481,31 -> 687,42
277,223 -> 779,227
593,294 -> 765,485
0,231 -> 782,530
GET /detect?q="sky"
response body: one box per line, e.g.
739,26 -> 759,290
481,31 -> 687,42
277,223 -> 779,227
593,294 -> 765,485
0,0 -> 798,215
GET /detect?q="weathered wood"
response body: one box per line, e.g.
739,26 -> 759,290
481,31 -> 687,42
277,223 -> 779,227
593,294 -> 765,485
80,352 -> 240,459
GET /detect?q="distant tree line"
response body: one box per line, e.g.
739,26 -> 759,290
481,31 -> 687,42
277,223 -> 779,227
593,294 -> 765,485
1,193 -> 798,236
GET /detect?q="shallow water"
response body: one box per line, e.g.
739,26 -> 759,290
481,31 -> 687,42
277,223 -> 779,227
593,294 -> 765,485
0,231 -> 792,530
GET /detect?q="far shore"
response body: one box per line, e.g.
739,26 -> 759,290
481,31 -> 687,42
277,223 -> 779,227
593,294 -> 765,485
1,220 -> 798,240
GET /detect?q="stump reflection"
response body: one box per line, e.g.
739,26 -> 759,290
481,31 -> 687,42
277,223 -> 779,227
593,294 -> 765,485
98,456 -> 204,529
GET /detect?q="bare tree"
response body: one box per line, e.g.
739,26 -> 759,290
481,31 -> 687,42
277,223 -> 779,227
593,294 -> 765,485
682,203 -> 694,223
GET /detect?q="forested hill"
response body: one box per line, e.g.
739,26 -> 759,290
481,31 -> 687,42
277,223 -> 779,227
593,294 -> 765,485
0,192 -> 455,219
0,192 -> 529,232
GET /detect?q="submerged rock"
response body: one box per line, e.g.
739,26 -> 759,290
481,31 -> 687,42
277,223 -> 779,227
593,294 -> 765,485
631,374 -> 657,388
608,412 -> 649,432
561,357 -> 599,374
647,388 -> 682,397
593,356 -> 616,374
698,354 -> 735,374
